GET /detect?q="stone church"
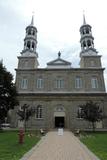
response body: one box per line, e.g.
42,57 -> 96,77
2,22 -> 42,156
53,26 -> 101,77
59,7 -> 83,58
12,15 -> 107,130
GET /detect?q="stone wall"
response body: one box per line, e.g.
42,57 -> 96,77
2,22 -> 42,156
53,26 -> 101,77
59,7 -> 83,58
11,93 -> 107,130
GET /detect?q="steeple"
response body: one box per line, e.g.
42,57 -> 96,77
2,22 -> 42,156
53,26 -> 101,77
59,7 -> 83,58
18,15 -> 39,69
21,15 -> 38,57
31,14 -> 34,26
79,15 -> 102,69
79,14 -> 97,57
83,13 -> 86,25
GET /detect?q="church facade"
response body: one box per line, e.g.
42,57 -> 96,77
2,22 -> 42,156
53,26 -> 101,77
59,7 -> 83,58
13,15 -> 107,130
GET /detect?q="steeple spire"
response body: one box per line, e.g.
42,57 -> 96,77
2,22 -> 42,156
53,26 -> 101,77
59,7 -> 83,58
31,12 -> 34,26
83,11 -> 86,25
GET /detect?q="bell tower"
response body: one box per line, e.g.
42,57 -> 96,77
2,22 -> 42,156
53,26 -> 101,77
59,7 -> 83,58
17,15 -> 39,69
80,14 -> 97,56
80,14 -> 102,68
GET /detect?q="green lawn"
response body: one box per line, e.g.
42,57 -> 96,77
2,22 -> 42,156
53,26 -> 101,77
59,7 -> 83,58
80,132 -> 107,160
0,130 -> 40,160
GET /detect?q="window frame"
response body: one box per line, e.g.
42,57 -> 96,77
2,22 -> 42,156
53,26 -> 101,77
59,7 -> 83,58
36,105 -> 43,119
91,77 -> 98,89
36,78 -> 44,89
55,79 -> 64,89
21,78 -> 28,89
75,76 -> 82,89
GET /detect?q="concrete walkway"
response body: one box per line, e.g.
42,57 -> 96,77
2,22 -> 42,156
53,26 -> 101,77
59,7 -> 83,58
21,130 -> 100,160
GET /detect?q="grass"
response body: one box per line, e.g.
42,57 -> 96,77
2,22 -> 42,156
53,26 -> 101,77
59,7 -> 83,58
80,132 -> 107,160
0,130 -> 41,160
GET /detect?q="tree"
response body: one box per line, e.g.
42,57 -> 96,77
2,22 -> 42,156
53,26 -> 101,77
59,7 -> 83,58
78,101 -> 103,131
17,104 -> 35,131
0,61 -> 19,127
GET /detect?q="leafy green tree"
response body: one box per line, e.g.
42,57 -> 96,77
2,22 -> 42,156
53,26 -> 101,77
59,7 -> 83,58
17,104 -> 35,131
0,61 -> 19,127
78,101 -> 103,131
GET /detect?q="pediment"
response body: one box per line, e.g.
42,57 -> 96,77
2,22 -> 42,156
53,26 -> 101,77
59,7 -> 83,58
47,58 -> 71,66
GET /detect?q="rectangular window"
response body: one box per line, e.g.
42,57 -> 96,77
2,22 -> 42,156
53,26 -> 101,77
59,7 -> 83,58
37,78 -> 44,89
91,77 -> 98,88
75,77 -> 82,88
21,78 -> 28,89
55,79 -> 64,88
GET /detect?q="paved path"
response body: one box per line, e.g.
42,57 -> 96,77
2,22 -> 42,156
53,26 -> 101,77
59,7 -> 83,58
21,130 -> 100,160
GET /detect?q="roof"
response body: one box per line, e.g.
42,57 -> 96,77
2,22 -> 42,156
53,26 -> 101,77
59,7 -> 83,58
47,57 -> 71,65
47,51 -> 71,68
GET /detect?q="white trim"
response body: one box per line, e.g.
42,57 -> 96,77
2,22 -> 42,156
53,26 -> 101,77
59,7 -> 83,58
55,79 -> 64,88
91,77 -> 98,89
75,77 -> 82,88
36,78 -> 44,89
21,78 -> 28,89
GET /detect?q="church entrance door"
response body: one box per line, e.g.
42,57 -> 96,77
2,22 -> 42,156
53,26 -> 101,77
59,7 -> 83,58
55,117 -> 64,128
54,105 -> 65,128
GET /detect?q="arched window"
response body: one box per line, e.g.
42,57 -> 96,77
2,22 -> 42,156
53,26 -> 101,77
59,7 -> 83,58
33,30 -> 35,35
86,28 -> 89,34
28,29 -> 31,35
36,105 -> 42,118
31,42 -> 35,50
87,40 -> 91,47
27,41 -> 30,49
83,41 -> 86,49
82,30 -> 84,34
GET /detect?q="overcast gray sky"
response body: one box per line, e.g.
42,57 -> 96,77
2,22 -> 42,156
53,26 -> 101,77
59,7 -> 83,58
0,0 -> 107,89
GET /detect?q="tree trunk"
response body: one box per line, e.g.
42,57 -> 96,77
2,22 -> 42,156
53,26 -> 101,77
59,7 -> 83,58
24,120 -> 27,132
92,122 -> 95,132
